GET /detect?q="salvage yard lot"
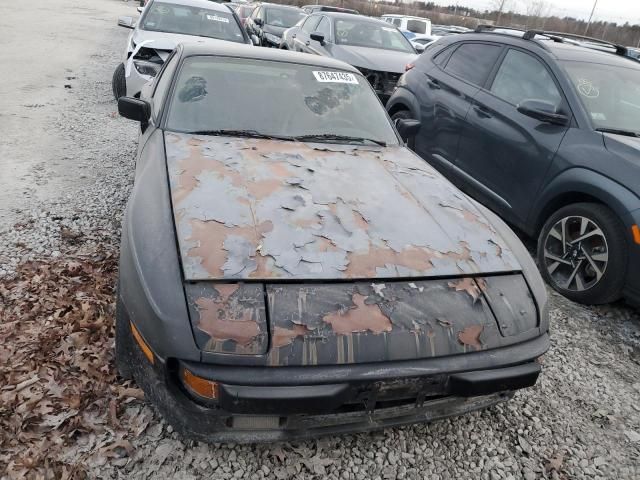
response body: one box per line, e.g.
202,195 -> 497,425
0,0 -> 639,479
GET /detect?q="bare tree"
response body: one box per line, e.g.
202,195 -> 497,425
491,0 -> 511,25
525,0 -> 551,29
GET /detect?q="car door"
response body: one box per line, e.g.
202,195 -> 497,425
414,42 -> 503,175
305,15 -> 332,56
457,47 -> 570,225
294,14 -> 321,52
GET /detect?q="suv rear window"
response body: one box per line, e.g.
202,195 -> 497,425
407,19 -> 427,34
444,43 -> 502,86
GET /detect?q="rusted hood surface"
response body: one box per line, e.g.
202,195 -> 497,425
166,132 -> 521,280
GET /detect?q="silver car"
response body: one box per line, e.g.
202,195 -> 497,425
113,0 -> 255,99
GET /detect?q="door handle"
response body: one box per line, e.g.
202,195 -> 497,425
292,34 -> 296,38
473,104 -> 492,118
305,40 -> 310,46
426,77 -> 440,89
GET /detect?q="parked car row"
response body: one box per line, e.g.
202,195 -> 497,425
110,0 -> 638,442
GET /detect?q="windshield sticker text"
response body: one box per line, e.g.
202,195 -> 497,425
206,14 -> 229,23
313,71 -> 358,84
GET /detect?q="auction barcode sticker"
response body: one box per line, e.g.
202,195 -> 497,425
206,14 -> 229,23
313,71 -> 359,84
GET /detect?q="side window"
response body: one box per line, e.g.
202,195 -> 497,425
152,52 -> 179,119
316,16 -> 331,38
251,7 -> 261,19
392,18 -> 402,27
490,49 -> 562,107
444,43 -> 502,86
302,15 -> 321,33
432,44 -> 456,67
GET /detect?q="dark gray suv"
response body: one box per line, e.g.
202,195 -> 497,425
387,30 -> 640,306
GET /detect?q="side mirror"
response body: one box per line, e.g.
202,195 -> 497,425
395,118 -> 421,139
517,99 -> 569,126
310,32 -> 325,44
251,34 -> 260,46
414,43 -> 425,53
118,16 -> 136,29
137,7 -> 143,13
254,18 -> 264,26
118,97 -> 151,123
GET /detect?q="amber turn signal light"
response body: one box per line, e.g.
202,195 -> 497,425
130,321 -> 154,364
632,225 -> 640,245
182,368 -> 219,400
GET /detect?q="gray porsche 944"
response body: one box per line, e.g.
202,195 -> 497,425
115,42 -> 549,443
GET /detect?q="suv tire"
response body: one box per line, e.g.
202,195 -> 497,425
112,63 -> 126,101
537,202 -> 627,305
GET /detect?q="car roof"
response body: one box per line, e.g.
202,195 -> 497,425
155,0 -> 234,11
257,2 -> 303,9
317,12 -> 390,24
179,41 -> 360,72
381,14 -> 429,20
447,32 -> 640,69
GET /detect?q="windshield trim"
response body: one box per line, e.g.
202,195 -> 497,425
161,54 -> 401,145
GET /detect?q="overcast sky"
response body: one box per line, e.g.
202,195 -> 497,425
430,0 -> 640,25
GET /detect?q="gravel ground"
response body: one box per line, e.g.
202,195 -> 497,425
1,1 -> 639,479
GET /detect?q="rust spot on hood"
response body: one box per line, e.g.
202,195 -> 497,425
272,324 -> 310,348
448,277 -> 483,303
195,296 -> 259,346
457,325 -> 483,351
346,246 -> 435,277
323,293 -> 392,335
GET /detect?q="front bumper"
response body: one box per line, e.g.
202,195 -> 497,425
623,210 -> 640,307
126,301 -> 548,442
125,64 -> 154,98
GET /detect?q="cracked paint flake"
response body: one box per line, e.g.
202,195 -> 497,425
165,132 -> 520,281
323,293 -> 393,335
457,325 -> 484,351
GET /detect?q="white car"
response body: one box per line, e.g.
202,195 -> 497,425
113,0 -> 255,99
381,14 -> 431,36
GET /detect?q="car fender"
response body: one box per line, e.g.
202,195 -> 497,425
119,130 -> 200,362
386,86 -> 420,118
530,167 -> 640,231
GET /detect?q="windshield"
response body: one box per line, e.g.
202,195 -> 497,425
141,2 -> 245,43
166,57 -> 399,145
563,60 -> 640,134
265,7 -> 306,28
334,19 -> 415,53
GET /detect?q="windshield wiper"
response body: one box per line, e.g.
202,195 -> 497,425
294,134 -> 387,147
595,128 -> 640,137
185,129 -> 295,141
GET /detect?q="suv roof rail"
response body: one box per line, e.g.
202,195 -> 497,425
525,30 -> 628,55
474,24 -> 524,34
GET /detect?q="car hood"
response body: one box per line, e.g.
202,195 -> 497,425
603,131 -> 640,153
132,29 -> 238,53
264,24 -> 287,37
165,132 -> 521,281
330,45 -> 417,73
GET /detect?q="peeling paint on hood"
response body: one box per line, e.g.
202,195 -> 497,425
165,132 -> 521,281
